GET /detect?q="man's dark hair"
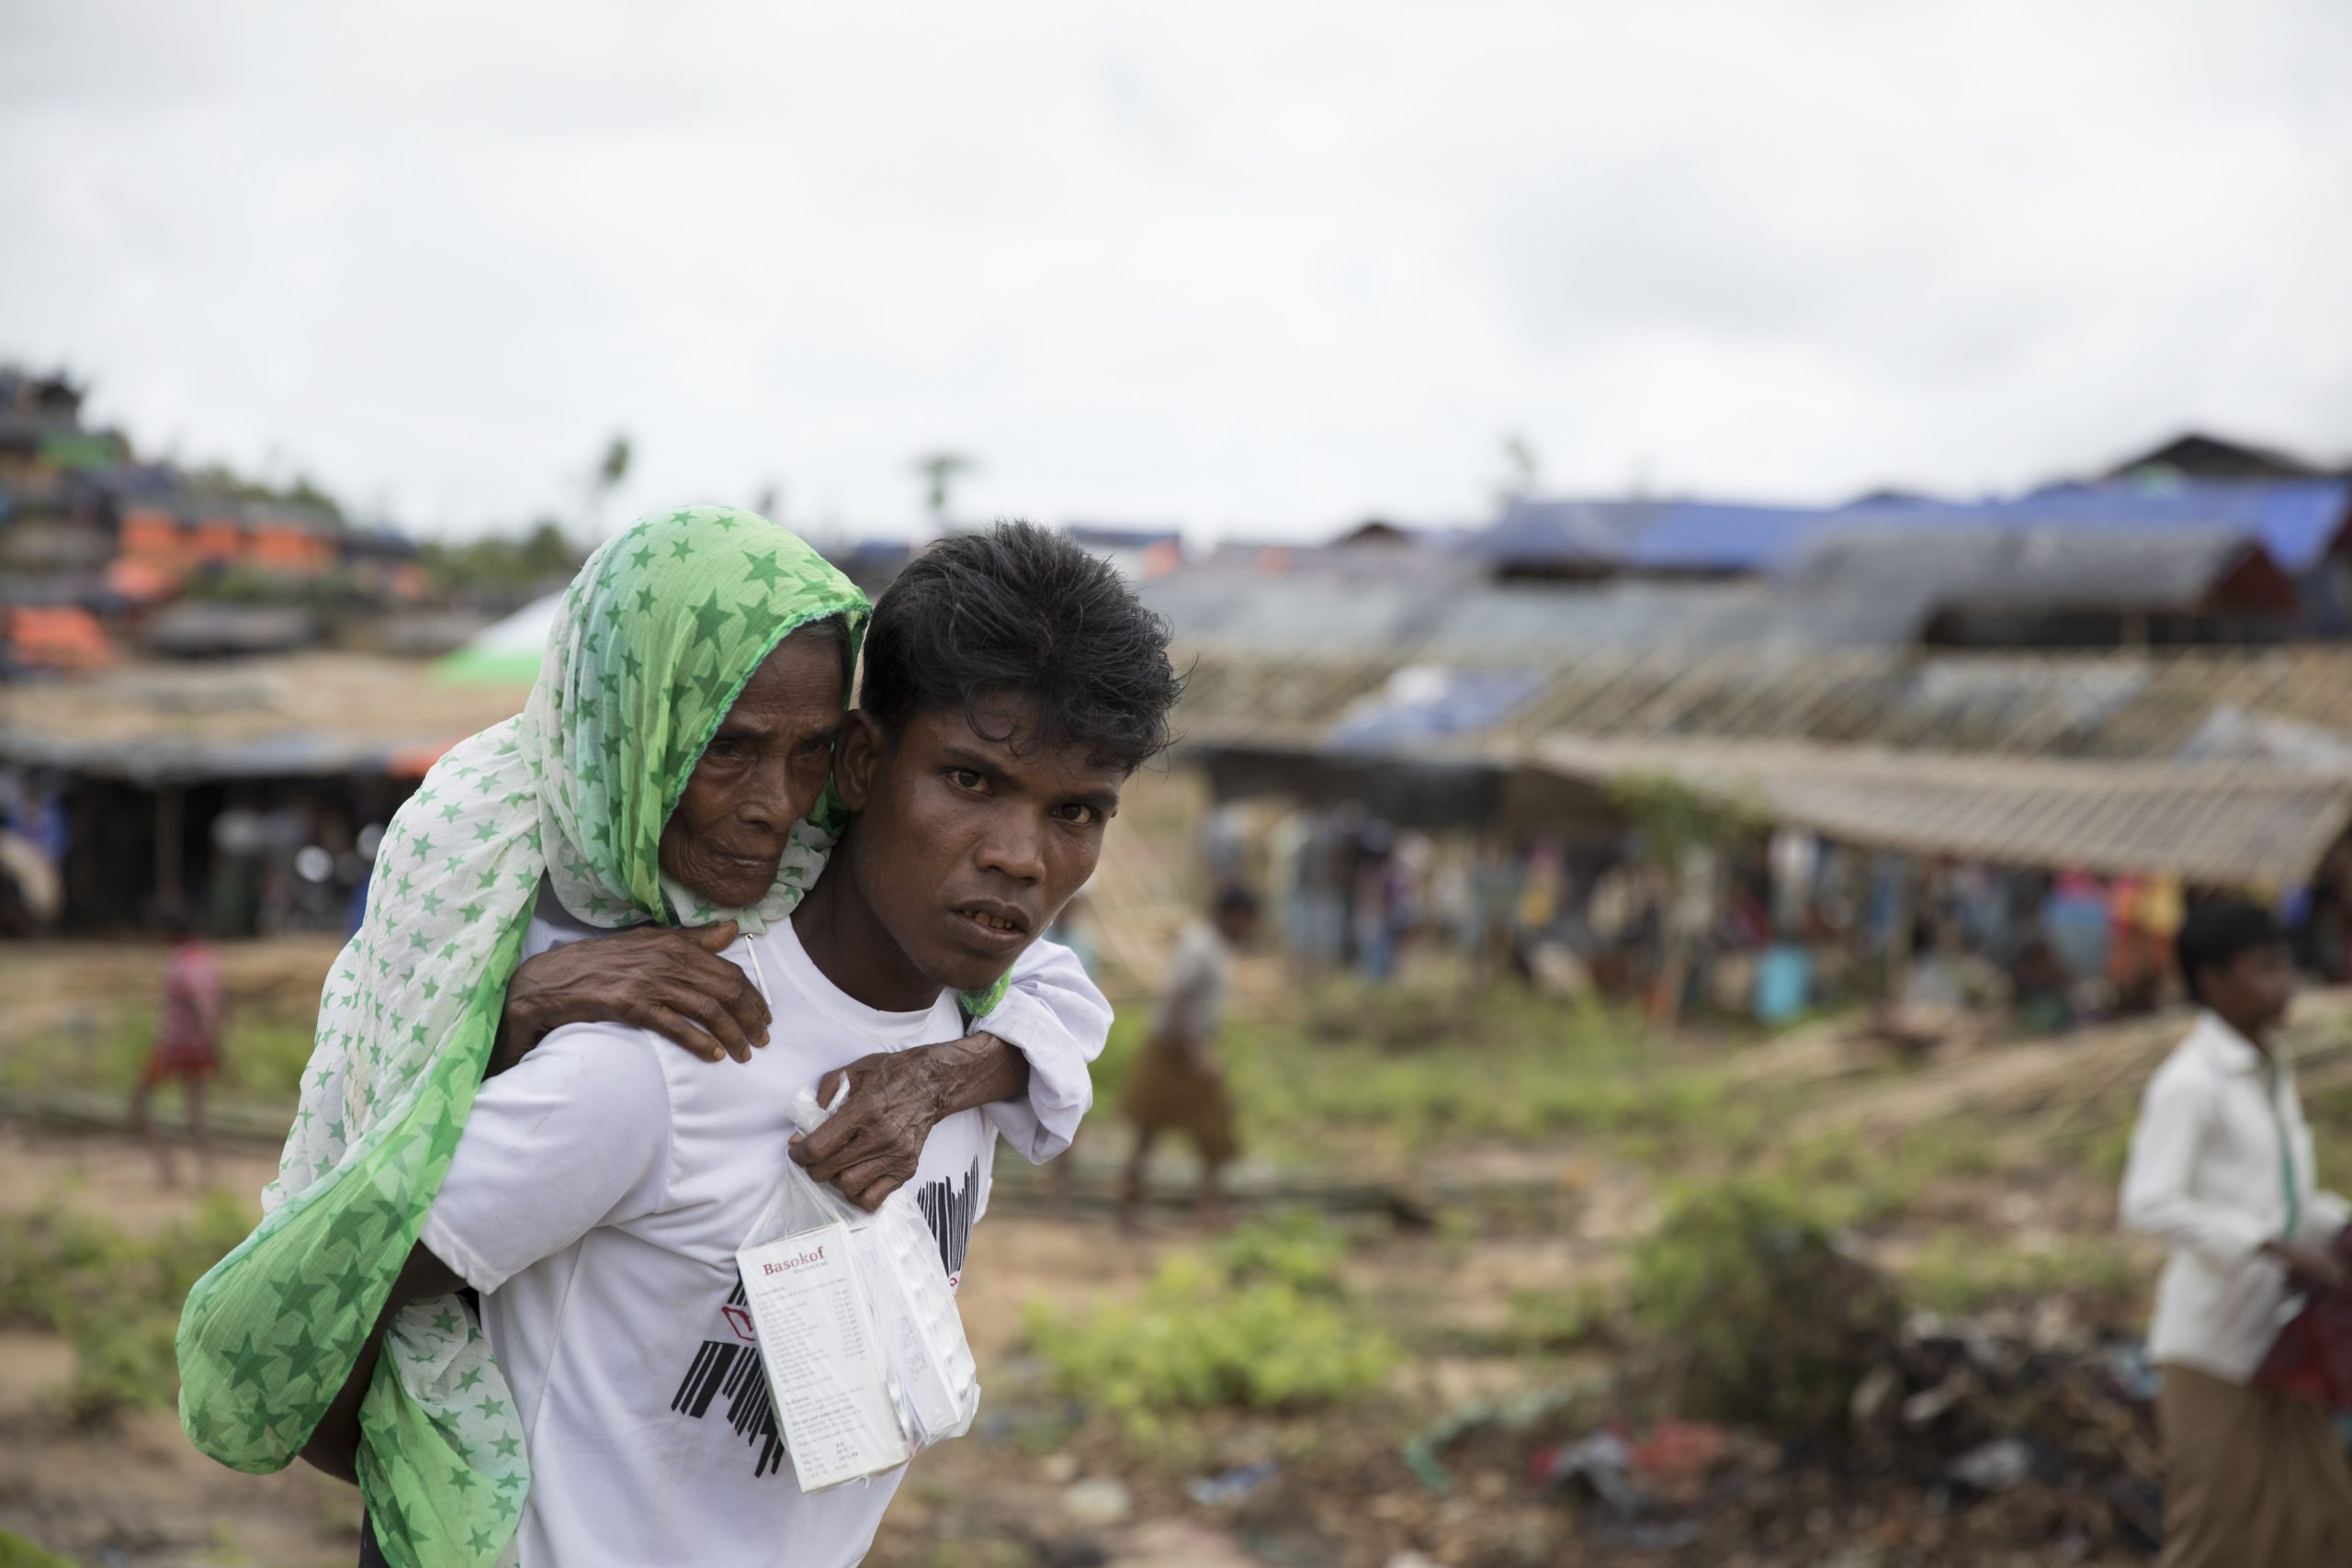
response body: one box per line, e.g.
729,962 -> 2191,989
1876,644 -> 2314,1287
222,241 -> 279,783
2176,899 -> 2285,1006
1213,885 -> 1261,919
860,522 -> 1182,773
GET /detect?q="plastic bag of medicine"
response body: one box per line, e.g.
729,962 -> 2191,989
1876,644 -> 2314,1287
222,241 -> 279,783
735,1079 -> 982,1495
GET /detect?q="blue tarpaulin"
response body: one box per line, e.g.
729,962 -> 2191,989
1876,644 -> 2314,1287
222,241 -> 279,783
1327,666 -> 1551,752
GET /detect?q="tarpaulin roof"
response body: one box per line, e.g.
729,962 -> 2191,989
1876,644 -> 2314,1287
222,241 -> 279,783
1474,500 -> 1665,570
435,590 -> 561,684
1327,665 -> 1552,751
1172,645 -> 2352,880
1171,646 -> 2352,762
1514,734 -> 2352,891
1618,501 -> 1826,572
1475,479 -> 2352,577
1778,525 -> 2276,611
0,654 -> 528,784
1806,481 -> 2342,581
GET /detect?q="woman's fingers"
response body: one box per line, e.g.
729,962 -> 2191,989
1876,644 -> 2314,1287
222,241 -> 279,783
662,936 -> 771,1048
645,1007 -> 726,1064
662,987 -> 754,1064
834,1156 -> 911,1213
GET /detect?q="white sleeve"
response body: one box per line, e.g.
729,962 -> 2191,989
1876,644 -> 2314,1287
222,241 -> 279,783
2120,1069 -> 2270,1269
975,937 -> 1110,1165
418,1023 -> 674,1292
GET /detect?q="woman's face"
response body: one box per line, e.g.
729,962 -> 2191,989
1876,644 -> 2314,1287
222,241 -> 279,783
658,626 -> 849,908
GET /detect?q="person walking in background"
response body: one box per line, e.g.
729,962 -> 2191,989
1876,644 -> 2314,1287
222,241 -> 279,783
1121,886 -> 1258,1232
129,908 -> 223,1187
2121,900 -> 2352,1565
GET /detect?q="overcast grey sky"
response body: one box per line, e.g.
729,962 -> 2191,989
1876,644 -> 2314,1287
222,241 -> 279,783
4,1 -> 2347,543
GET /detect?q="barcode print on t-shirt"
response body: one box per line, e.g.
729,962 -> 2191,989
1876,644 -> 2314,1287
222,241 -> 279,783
671,1280 -> 789,1479
913,1157 -> 980,1280
667,1167 -> 980,1479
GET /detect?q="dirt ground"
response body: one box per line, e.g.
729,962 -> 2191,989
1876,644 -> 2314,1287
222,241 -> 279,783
0,1122 -> 1323,1568
7,936 -> 2278,1565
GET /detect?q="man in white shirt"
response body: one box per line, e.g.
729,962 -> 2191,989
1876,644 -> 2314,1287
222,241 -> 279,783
2120,899 -> 2352,1566
304,524 -> 1182,1565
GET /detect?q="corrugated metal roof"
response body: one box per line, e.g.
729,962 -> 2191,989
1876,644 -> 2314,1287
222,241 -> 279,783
1412,580 -> 1925,655
1139,550 -> 1487,654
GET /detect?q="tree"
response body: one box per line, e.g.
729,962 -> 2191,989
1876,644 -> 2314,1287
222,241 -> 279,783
596,434 -> 632,492
911,451 -> 977,529
1494,433 -> 1541,511
1607,773 -> 1769,1036
582,433 -> 633,536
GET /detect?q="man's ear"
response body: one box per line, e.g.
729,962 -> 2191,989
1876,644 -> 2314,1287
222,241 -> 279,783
831,710 -> 888,811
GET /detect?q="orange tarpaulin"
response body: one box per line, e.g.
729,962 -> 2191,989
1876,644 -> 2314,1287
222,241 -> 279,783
384,739 -> 461,779
6,605 -> 114,671
106,555 -> 181,603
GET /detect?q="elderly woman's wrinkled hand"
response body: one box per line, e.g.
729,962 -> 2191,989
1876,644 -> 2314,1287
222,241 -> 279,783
494,920 -> 772,1072
791,1032 -> 1030,1211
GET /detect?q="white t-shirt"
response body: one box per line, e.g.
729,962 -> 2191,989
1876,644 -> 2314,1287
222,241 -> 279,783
421,911 -> 994,1568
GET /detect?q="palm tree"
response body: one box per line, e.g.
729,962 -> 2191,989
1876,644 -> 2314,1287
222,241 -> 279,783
582,433 -> 633,536
911,451 -> 977,530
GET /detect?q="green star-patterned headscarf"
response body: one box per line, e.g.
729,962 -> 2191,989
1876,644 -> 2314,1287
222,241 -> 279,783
177,506 -> 870,1568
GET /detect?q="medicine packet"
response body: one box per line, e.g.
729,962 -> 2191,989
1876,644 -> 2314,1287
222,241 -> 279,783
735,1080 -> 982,1494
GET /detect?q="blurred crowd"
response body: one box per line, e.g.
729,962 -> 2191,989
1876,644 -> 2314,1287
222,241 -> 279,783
1212,799 -> 2352,1033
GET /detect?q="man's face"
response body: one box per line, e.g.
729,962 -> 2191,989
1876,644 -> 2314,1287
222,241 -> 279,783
2205,942 -> 2296,1040
833,694 -> 1125,994
658,629 -> 846,908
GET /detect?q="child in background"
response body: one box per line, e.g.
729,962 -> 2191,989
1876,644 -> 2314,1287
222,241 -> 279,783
128,908 -> 223,1187
2120,900 -> 2352,1565
1120,886 -> 1259,1232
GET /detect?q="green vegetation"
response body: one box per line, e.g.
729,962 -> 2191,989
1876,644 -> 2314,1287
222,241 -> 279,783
1093,981 -> 1757,1161
1629,1172 -> 1900,1432
1901,1230 -> 2140,1316
416,520 -> 583,597
0,1008 -> 315,1103
1781,1121 -> 2002,1229
0,1528 -> 82,1568
1026,1213 -> 1397,1436
1607,772 -> 1769,862
0,1191 -> 254,1423
186,462 -> 347,523
1500,1283 -> 1614,1351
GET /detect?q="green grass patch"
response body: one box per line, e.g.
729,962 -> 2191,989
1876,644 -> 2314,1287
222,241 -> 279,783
1899,1229 -> 2140,1315
0,1190 -> 254,1423
0,1528 -> 81,1568
1780,1120 -> 2004,1229
1095,980 -> 1754,1160
0,1010 -> 316,1104
1025,1213 -> 1398,1437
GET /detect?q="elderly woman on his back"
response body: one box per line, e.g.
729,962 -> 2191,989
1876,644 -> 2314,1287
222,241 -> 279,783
178,507 -> 1108,1568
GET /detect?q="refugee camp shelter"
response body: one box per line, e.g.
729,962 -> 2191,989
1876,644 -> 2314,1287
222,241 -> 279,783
1172,643 -> 2352,893
0,655 -> 528,930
